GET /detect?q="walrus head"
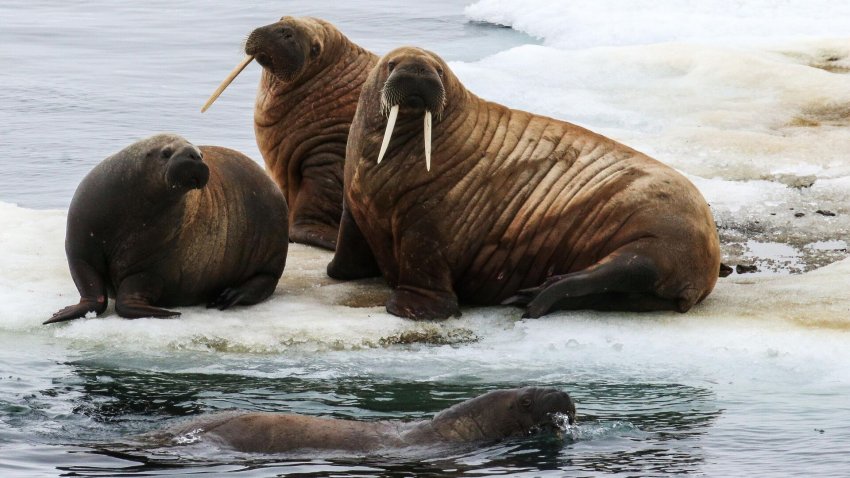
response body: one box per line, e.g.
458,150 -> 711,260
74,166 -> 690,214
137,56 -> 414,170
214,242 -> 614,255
202,17 -> 338,112
147,135 -> 208,192
374,47 -> 452,171
429,387 -> 576,442
245,16 -> 330,83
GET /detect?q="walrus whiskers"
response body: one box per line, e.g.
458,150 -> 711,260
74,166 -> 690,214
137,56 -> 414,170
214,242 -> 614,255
201,55 -> 254,112
424,110 -> 432,171
377,104 -> 399,164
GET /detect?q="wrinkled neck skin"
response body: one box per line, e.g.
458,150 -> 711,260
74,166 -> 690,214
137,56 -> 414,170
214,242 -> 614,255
254,33 -> 376,207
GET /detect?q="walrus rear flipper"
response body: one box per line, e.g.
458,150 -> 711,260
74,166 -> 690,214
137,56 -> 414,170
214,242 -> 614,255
45,258 -> 108,324
502,250 -> 681,318
206,273 -> 279,310
115,273 -> 180,319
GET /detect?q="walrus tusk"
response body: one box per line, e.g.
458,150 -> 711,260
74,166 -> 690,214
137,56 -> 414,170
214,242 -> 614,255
424,110 -> 432,171
377,104 -> 399,164
201,55 -> 254,113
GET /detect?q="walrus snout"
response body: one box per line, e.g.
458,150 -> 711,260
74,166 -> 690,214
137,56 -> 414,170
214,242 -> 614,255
522,387 -> 576,425
381,67 -> 445,115
245,22 -> 306,82
376,59 -> 445,171
166,146 -> 209,190
542,390 -> 576,425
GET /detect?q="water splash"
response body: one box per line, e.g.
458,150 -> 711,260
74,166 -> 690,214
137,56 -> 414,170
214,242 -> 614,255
552,412 -> 645,442
172,428 -> 204,445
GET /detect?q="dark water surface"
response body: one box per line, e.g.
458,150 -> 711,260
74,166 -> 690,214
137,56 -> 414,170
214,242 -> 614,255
0,334 -> 727,477
2,323 -> 849,477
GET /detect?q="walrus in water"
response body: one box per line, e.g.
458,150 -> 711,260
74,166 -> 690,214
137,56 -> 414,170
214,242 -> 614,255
45,134 -> 289,324
163,387 -> 575,453
327,47 -> 721,319
202,16 -> 378,250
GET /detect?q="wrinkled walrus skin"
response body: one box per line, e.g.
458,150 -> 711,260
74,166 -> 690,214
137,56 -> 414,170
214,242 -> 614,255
163,387 -> 575,453
246,16 -> 377,250
328,46 -> 721,320
45,134 -> 289,324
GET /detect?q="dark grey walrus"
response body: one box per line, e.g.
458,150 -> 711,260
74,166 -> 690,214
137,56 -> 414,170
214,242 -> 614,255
162,387 -> 575,453
45,134 -> 289,324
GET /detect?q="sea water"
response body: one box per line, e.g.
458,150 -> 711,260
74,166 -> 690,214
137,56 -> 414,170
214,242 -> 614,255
2,1 -> 850,476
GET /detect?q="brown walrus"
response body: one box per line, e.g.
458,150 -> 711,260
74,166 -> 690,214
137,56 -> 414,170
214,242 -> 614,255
327,47 -> 721,320
202,17 -> 377,250
45,134 -> 289,324
162,387 -> 575,453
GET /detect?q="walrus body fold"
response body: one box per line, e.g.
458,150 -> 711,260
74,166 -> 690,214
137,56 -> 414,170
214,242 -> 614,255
46,134 -> 289,324
224,16 -> 378,250
328,47 -> 721,319
163,387 -> 575,453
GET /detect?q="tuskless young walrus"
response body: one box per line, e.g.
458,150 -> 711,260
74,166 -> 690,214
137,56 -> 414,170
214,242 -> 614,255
327,46 -> 721,320
45,134 -> 289,324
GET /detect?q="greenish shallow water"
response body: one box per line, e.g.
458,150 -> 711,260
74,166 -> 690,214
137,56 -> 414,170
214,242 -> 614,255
2,323 -> 849,477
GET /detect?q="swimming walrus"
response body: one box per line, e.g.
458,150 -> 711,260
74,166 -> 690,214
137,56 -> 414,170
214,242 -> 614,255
163,387 -> 575,453
202,16 -> 378,250
327,47 -> 721,319
45,134 -> 289,324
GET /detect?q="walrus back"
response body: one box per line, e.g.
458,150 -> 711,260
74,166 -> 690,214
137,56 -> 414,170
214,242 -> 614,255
167,412 -> 398,453
162,146 -> 289,305
430,104 -> 719,306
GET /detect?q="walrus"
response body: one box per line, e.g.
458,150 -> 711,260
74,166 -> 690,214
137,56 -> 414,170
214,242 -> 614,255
327,47 -> 721,319
45,134 -> 289,324
202,16 -> 378,250
161,387 -> 575,453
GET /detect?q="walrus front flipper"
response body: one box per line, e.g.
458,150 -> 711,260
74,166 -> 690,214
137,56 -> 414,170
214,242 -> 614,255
386,286 -> 460,321
115,273 -> 180,319
289,153 -> 344,251
290,223 -> 338,251
503,250 -> 681,318
45,258 -> 108,324
206,273 -> 279,310
327,203 -> 381,280
386,233 -> 460,321
45,300 -> 106,324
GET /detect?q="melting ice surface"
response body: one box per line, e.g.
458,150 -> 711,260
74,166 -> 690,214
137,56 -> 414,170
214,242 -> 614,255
2,0 -> 850,476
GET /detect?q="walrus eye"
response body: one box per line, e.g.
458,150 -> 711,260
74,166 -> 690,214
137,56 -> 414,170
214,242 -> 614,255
310,43 -> 321,59
436,67 -> 444,77
161,148 -> 172,159
387,61 -> 396,72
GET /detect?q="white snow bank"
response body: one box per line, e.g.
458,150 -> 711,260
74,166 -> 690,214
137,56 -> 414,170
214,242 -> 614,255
1,202 -> 848,362
465,0 -> 850,49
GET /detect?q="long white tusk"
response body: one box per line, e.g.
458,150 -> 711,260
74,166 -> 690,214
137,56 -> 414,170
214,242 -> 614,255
377,104 -> 399,164
424,110 -> 432,172
201,55 -> 254,113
